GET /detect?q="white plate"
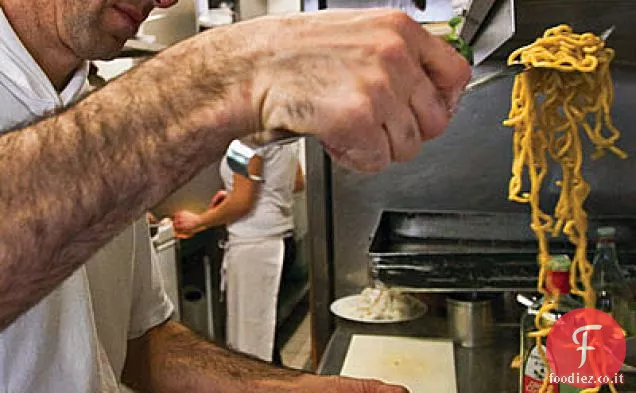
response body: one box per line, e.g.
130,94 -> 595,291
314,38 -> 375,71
330,294 -> 428,324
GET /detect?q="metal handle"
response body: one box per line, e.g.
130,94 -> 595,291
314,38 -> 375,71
464,63 -> 526,93
516,294 -> 557,322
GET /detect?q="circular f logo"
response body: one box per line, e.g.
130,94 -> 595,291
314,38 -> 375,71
572,324 -> 602,368
546,308 -> 626,388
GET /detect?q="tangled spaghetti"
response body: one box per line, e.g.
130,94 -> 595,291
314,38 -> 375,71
503,25 -> 627,393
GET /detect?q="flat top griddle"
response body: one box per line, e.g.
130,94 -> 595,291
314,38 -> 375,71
368,210 -> 636,291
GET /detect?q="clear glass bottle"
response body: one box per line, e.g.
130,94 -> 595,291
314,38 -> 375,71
591,226 -> 634,336
519,255 -> 583,393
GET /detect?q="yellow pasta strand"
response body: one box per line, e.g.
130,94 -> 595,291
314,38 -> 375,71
503,25 -> 627,393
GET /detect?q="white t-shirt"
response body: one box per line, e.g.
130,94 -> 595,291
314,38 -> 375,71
0,8 -> 173,393
219,143 -> 298,238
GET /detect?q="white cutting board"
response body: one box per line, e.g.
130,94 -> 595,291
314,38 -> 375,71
340,335 -> 457,393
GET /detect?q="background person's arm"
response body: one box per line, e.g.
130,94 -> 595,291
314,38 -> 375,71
293,162 -> 305,193
172,157 -> 263,236
121,320 -> 407,393
0,9 -> 470,331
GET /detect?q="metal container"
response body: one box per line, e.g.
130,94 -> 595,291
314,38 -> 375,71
181,285 -> 210,338
447,293 -> 495,348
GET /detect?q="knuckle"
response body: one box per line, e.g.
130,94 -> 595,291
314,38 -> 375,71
363,71 -> 391,98
398,130 -> 421,161
383,9 -> 413,29
416,100 -> 450,140
458,59 -> 472,83
344,93 -> 375,120
365,161 -> 387,173
343,144 -> 389,173
425,114 -> 450,140
366,151 -> 390,172
376,33 -> 409,64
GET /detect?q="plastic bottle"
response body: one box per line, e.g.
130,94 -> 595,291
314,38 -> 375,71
591,226 -> 635,336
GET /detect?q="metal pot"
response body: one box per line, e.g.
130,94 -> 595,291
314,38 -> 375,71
446,293 -> 495,348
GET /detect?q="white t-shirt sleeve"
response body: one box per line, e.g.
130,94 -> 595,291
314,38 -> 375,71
127,220 -> 175,340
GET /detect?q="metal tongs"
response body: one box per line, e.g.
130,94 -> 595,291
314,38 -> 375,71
226,26 -> 615,181
465,26 -> 615,93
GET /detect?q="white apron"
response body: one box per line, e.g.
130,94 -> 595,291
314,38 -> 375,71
221,236 -> 284,362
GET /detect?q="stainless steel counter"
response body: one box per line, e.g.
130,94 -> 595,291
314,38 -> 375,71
317,317 -> 520,393
317,317 -> 636,392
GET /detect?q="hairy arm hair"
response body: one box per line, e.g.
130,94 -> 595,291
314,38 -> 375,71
0,28 -> 256,331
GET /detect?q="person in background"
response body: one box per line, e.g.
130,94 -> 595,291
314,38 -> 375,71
173,142 -> 304,366
0,0 -> 471,391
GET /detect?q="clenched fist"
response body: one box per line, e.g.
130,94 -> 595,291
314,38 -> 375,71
164,8 -> 471,173
249,10 -> 471,171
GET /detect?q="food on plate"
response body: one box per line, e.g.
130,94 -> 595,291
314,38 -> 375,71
353,287 -> 420,321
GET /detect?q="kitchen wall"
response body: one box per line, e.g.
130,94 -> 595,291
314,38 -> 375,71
139,0 -> 198,46
328,63 -> 636,298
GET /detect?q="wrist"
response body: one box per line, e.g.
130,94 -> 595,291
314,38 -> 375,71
190,25 -> 268,141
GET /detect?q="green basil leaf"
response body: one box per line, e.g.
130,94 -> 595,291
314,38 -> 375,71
449,16 -> 463,28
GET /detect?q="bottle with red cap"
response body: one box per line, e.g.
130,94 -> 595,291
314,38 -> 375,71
519,254 -> 583,393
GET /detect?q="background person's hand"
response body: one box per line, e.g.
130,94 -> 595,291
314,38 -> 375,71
172,210 -> 204,238
220,9 -> 471,172
208,190 -> 227,208
146,212 -> 158,224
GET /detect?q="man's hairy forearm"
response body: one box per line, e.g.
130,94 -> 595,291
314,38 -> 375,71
0,28 -> 257,330
123,320 -> 305,393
